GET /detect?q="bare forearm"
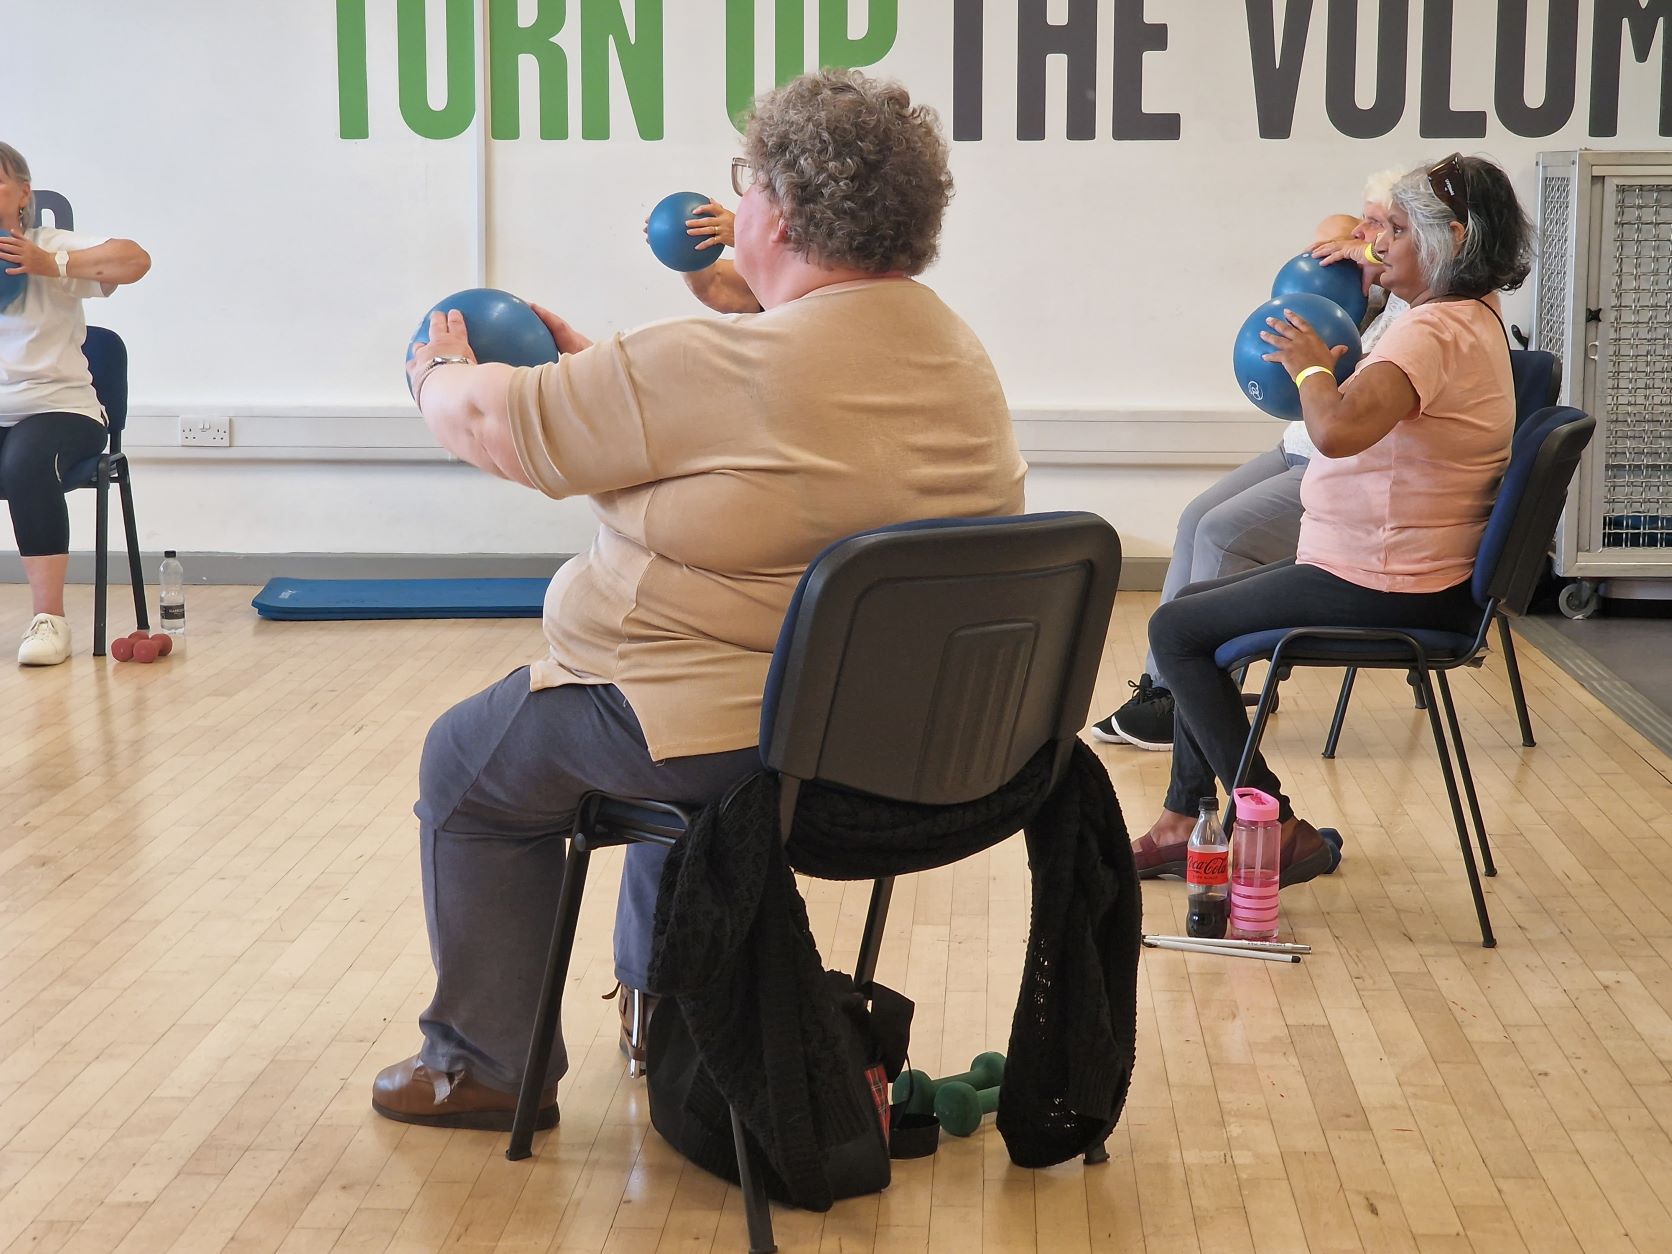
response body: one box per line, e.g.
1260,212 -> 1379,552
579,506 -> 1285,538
684,260 -> 762,314
1302,362 -> 1414,459
67,240 -> 150,285
417,362 -> 533,486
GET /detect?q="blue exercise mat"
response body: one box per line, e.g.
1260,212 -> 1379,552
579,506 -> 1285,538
252,577 -> 547,621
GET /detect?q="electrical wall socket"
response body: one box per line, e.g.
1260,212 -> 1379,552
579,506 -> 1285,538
179,417 -> 230,447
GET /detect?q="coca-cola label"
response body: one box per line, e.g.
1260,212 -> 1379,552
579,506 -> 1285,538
1187,849 -> 1228,885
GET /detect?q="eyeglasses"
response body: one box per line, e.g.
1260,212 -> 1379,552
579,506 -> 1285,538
1427,153 -> 1469,224
730,156 -> 754,197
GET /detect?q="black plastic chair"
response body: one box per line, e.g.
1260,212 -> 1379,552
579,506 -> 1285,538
0,327 -> 147,655
1219,406 -> 1593,948
1321,349 -> 1562,758
504,512 -> 1123,1254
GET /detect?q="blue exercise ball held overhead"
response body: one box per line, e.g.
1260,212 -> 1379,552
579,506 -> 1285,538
647,192 -> 722,272
1231,292 -> 1363,421
1270,251 -> 1369,325
407,288 -> 560,377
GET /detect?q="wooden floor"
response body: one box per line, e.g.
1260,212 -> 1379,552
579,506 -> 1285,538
3,587 -> 1672,1253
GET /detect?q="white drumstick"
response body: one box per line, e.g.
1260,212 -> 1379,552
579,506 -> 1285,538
1143,937 -> 1301,963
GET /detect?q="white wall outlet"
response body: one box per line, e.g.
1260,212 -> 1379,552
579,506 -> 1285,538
179,417 -> 231,447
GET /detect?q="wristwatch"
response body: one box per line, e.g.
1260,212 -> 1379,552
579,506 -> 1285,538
53,249 -> 69,279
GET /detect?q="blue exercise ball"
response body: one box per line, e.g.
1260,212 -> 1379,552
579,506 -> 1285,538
407,288 -> 559,369
0,266 -> 26,314
646,192 -> 721,273
1270,252 -> 1369,325
1232,292 -> 1363,420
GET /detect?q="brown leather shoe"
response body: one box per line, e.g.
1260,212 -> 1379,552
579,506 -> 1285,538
371,1056 -> 558,1131
605,983 -> 660,1078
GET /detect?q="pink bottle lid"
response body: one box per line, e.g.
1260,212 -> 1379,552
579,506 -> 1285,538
1233,787 -> 1279,823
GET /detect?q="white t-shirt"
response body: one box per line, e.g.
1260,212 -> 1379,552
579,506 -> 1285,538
0,227 -> 113,426
1280,291 -> 1411,461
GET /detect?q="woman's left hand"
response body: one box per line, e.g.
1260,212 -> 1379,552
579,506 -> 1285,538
0,230 -> 53,277
1260,308 -> 1349,379
686,202 -> 736,251
405,310 -> 477,395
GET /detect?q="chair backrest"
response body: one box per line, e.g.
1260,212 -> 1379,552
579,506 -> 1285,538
760,512 -> 1122,806
82,326 -> 128,449
1508,349 -> 1560,428
1473,406 -> 1594,615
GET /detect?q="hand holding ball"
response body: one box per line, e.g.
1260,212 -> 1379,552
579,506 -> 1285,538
406,289 -> 560,394
1232,292 -> 1362,420
647,193 -> 723,272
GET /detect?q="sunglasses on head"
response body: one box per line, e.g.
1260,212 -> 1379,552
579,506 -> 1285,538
1427,154 -> 1469,224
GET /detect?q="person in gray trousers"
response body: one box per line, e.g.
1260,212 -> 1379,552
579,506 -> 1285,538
1093,174 -> 1410,752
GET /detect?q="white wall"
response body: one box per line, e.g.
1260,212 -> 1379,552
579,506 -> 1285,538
8,1 -> 1670,566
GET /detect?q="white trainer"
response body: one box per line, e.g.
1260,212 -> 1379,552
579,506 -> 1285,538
18,614 -> 72,666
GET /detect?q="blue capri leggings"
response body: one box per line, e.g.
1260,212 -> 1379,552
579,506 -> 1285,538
0,412 -> 107,556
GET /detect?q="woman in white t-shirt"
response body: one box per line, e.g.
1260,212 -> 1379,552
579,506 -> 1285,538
0,143 -> 150,666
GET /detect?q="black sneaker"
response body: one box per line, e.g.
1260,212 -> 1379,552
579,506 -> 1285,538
1090,675 -> 1175,751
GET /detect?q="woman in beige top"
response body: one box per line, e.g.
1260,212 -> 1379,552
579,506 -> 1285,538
372,70 -> 1027,1129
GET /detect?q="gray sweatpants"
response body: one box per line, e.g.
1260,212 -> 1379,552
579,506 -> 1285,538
413,670 -> 761,1092
1146,443 -> 1308,687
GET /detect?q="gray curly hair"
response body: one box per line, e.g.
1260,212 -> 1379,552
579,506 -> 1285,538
1390,156 -> 1533,299
0,142 -> 33,231
742,69 -> 953,275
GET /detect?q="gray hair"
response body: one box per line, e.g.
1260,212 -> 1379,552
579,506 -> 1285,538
743,69 -> 953,275
0,142 -> 32,231
1390,156 -> 1533,298
1361,166 -> 1407,211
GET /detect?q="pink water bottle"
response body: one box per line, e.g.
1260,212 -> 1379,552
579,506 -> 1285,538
1229,787 -> 1282,941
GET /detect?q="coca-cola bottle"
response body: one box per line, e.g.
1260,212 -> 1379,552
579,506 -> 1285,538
1185,795 -> 1230,939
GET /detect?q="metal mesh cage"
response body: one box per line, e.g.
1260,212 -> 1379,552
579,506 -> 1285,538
1536,170 -> 1573,359
1600,182 -> 1672,550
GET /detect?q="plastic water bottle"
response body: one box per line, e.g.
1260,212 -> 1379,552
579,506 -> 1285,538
1185,795 -> 1229,939
1229,787 -> 1282,941
159,550 -> 186,638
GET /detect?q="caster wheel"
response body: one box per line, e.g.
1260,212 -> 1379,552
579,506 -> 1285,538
1558,581 -> 1599,620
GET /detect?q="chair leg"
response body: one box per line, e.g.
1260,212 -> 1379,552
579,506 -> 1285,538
1435,673 -> 1495,878
507,840 -> 591,1161
853,877 -> 894,987
1322,669 -> 1357,760
93,474 -> 110,656
119,473 -> 148,630
731,1105 -> 778,1253
1416,670 -> 1495,948
1498,615 -> 1534,747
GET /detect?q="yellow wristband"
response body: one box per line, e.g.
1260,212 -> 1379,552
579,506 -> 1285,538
1295,365 -> 1335,389
1364,241 -> 1380,264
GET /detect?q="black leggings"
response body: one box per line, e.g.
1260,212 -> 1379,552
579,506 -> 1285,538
1149,558 -> 1479,822
0,412 -> 108,556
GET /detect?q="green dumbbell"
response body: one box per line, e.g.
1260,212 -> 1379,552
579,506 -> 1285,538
934,1080 -> 1000,1136
891,1051 -> 1006,1117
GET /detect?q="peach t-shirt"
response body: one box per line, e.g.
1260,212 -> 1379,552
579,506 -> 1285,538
504,278 -> 1027,760
1297,299 -> 1513,593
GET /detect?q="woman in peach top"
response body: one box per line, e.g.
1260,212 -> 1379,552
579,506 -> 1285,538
1131,155 -> 1533,886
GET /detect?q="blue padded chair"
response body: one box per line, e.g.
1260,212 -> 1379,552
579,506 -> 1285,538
1321,349 -> 1563,757
1217,407 -> 1593,948
0,327 -> 147,655
504,512 -> 1123,1254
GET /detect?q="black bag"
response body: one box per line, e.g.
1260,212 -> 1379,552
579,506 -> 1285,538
646,971 -> 913,1205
